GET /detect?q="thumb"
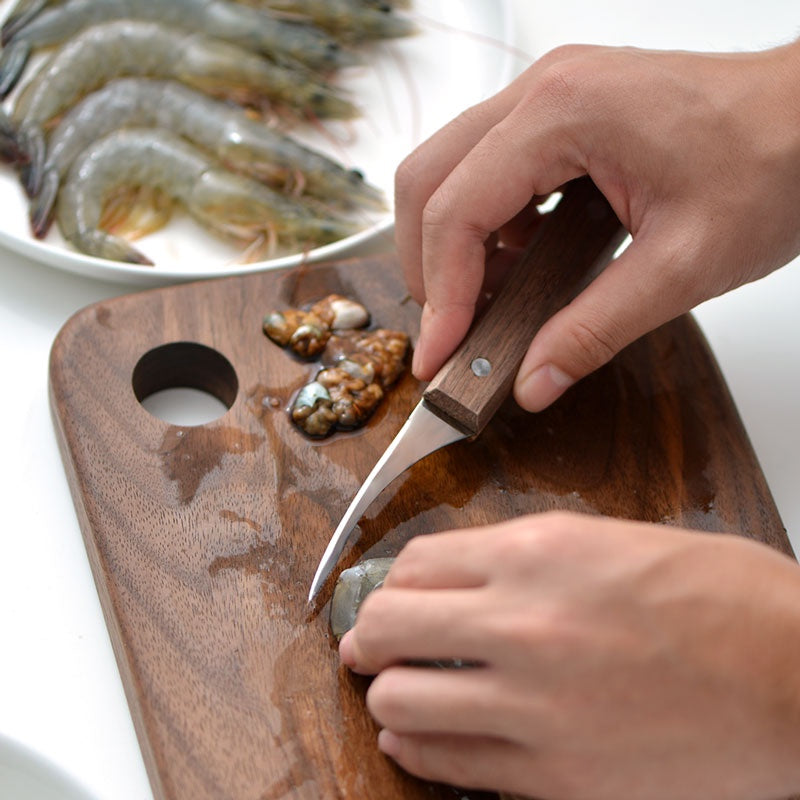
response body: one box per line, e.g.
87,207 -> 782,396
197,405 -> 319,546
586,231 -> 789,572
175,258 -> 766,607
513,231 -> 701,412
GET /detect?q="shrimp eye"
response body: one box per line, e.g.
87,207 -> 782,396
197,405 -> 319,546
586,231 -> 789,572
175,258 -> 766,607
348,169 -> 365,182
326,41 -> 341,53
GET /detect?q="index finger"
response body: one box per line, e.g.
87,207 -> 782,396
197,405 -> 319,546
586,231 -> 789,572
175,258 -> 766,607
394,44 -> 598,305
411,98 -> 586,379
394,86 -> 522,304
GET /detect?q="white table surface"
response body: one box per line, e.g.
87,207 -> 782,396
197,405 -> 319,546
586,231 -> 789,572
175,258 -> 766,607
1,2 -> 799,798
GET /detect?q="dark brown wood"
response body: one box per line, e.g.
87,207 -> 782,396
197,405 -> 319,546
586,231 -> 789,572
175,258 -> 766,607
49,253 -> 794,800
423,177 -> 626,434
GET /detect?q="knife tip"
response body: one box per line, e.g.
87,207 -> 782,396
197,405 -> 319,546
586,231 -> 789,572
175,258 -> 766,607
307,563 -> 330,605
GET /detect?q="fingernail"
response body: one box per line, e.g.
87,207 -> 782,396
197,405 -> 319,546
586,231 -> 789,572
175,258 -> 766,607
411,338 -> 425,376
377,729 -> 401,759
338,630 -> 356,668
411,305 -> 431,376
517,364 -> 575,412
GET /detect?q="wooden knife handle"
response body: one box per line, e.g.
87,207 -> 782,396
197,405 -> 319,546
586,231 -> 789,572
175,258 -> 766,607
422,177 -> 626,435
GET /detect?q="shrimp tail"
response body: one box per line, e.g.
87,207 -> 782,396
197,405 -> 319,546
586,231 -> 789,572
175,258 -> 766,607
0,108 -> 32,169
29,167 -> 58,238
69,229 -> 154,266
0,38 -> 31,98
17,125 -> 46,195
1,0 -> 47,45
0,109 -> 19,162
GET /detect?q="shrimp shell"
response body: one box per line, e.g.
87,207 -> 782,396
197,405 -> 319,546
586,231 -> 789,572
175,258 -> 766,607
56,127 -> 357,264
27,77 -> 383,237
0,0 -> 356,96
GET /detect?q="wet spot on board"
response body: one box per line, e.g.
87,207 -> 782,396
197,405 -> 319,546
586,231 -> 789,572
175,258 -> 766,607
158,424 -> 264,504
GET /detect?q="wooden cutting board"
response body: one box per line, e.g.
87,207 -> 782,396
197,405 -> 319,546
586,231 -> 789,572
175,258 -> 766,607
49,253 -> 794,800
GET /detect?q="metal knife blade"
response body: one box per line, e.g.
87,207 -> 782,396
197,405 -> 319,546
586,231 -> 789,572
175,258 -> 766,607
307,402 -> 466,601
308,177 -> 626,603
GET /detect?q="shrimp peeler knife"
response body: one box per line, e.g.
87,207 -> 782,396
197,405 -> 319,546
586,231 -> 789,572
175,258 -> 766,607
308,177 -> 626,603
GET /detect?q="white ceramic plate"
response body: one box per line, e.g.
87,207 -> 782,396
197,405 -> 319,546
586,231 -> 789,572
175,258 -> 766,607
0,734 -> 98,800
0,0 -> 518,285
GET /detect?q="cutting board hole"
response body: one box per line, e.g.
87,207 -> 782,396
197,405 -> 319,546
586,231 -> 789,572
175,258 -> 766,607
132,342 -> 238,426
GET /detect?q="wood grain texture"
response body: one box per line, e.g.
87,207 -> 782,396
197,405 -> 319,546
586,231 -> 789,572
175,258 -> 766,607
424,178 -> 626,435
49,254 -> 795,800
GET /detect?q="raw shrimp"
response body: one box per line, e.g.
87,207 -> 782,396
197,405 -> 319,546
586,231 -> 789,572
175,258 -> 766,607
0,19 -> 357,175
55,127 -> 357,265
242,0 -> 416,42
330,557 -> 393,639
0,0 -> 356,96
8,20 -> 355,123
26,78 -> 384,237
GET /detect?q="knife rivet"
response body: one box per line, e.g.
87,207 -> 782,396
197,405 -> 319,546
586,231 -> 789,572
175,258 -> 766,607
471,357 -> 491,377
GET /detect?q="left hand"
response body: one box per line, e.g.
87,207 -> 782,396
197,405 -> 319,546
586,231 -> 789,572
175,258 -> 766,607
339,512 -> 800,799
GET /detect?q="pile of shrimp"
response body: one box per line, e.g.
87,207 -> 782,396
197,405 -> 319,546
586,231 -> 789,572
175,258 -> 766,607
0,0 -> 415,265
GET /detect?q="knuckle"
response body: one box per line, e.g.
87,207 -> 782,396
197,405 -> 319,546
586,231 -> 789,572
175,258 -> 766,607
525,46 -> 615,120
421,183 -> 460,233
399,533 -> 429,559
421,189 -> 488,256
491,512 -> 560,554
533,60 -> 585,114
539,42 -> 596,67
565,311 -> 624,371
488,512 -> 583,571
365,671 -> 412,728
390,532 -> 476,589
528,510 -> 592,557
385,541 -> 425,586
490,525 -> 537,563
355,588 -> 390,631
351,592 -> 391,658
420,193 -> 449,235
534,509 -> 582,537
